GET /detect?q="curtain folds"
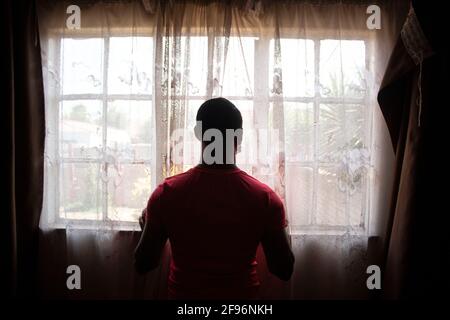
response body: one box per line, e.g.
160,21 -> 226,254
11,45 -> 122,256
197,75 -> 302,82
2,0 -> 46,297
378,1 -> 450,299
36,0 -> 409,299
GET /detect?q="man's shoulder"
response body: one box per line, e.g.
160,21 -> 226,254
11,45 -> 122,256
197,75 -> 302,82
239,170 -> 271,188
157,167 -> 278,198
236,170 -> 279,199
161,169 -> 194,188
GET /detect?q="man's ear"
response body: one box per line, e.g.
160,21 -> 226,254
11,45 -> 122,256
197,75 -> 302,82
194,121 -> 202,141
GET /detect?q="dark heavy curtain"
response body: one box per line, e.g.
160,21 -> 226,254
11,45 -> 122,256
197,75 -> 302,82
378,1 -> 450,299
1,0 -> 45,297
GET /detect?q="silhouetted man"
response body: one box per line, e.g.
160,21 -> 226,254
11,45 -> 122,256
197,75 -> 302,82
135,97 -> 294,299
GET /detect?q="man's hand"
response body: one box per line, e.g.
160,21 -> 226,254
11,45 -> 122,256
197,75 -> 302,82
261,228 -> 294,281
134,205 -> 168,274
139,208 -> 147,230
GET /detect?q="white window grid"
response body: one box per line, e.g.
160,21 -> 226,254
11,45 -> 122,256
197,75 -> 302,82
44,32 -> 374,234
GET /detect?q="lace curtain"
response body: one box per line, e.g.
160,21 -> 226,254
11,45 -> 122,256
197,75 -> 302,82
37,0 -> 409,299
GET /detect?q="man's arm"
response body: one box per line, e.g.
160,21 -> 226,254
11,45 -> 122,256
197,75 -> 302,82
261,191 -> 295,281
261,227 -> 294,281
134,188 -> 168,274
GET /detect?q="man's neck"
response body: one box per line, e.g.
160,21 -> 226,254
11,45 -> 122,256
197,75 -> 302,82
198,145 -> 238,169
197,162 -> 238,170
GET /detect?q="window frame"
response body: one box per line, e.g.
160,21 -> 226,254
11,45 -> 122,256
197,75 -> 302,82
44,30 -> 375,234
269,35 -> 375,235
45,34 -> 154,229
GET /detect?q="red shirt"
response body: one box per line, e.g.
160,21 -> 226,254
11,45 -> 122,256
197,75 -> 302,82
145,165 -> 287,299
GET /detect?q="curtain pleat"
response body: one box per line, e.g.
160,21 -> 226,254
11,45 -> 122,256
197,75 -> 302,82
2,0 -> 46,298
377,1 -> 450,298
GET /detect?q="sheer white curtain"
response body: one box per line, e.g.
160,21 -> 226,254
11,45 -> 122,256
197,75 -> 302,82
37,0 -> 409,299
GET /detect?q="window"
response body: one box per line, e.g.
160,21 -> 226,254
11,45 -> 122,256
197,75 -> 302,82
273,39 -> 371,233
176,36 -> 372,234
47,36 -> 153,226
45,33 -> 372,233
164,36 -> 256,174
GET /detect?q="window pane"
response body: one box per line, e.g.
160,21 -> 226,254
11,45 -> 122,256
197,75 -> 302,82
187,37 -> 209,96
319,40 -> 366,98
61,38 -> 103,94
286,165 -> 313,226
106,100 -> 152,161
219,37 -> 255,97
108,37 -> 153,94
161,36 -> 208,96
181,100 -> 202,167
270,39 -> 315,97
61,100 -> 103,159
284,102 -> 314,162
316,166 -> 367,227
107,164 -> 151,222
316,166 -> 347,226
318,104 -> 367,163
233,100 -> 254,174
60,162 -> 102,220
347,170 -> 367,227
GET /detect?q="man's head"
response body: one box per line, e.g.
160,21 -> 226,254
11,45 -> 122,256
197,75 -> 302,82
194,98 -> 243,164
